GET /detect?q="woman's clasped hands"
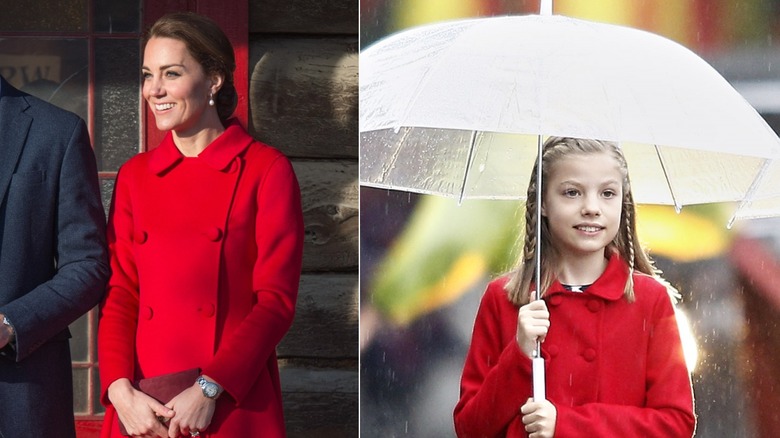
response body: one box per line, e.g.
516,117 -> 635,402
108,378 -> 215,437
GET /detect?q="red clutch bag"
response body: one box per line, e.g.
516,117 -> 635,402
118,368 -> 201,436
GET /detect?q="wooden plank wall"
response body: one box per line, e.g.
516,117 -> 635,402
247,1 -> 358,436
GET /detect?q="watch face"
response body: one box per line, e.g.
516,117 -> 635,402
204,382 -> 218,398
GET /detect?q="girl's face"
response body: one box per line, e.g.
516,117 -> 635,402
142,37 -> 219,136
541,152 -> 624,260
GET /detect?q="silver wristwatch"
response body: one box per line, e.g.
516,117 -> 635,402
2,315 -> 14,338
196,376 -> 221,399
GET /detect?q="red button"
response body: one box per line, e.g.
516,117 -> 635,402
587,300 -> 602,313
549,295 -> 563,307
140,306 -> 153,320
205,227 -> 223,242
134,230 -> 148,244
547,345 -> 559,358
583,348 -> 597,362
198,303 -> 216,318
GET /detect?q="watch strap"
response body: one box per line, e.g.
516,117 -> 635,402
196,375 -> 222,399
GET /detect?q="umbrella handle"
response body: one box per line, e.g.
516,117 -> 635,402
533,356 -> 546,401
532,134 -> 546,402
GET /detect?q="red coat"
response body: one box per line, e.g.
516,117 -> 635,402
454,254 -> 695,437
98,121 -> 304,437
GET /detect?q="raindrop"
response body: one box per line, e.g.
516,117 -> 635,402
393,126 -> 401,134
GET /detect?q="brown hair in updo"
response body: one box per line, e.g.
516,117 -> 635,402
145,12 -> 237,123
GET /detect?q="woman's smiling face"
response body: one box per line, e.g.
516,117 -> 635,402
142,37 -> 216,136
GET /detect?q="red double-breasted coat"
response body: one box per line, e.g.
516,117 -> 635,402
98,121 -> 304,437
454,254 -> 695,437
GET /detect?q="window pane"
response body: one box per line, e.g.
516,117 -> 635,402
100,178 -> 116,218
94,369 -> 106,414
0,38 -> 88,122
73,367 -> 90,415
0,0 -> 87,32
95,38 -> 140,171
69,311 -> 90,363
95,0 -> 142,33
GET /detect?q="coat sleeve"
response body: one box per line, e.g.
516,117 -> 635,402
201,154 -> 304,405
552,293 -> 696,437
98,164 -> 141,405
454,283 -> 534,437
0,117 -> 109,362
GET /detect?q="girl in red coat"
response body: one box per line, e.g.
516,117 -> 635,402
98,12 -> 304,438
454,137 -> 695,437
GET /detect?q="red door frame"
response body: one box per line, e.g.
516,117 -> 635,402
75,1 -> 247,435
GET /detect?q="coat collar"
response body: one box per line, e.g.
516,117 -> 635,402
148,119 -> 254,174
546,252 -> 628,301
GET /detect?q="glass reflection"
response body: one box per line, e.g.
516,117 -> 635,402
0,38 -> 88,122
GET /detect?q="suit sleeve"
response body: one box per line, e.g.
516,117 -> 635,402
552,293 -> 696,437
454,284 -> 534,437
0,118 -> 109,362
201,154 -> 304,405
97,164 -> 141,405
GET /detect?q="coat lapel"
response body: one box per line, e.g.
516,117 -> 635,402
0,78 -> 32,205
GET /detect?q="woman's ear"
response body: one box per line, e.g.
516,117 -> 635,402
209,73 -> 224,95
540,201 -> 547,217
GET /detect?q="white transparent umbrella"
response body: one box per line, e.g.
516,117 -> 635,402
360,14 -> 780,220
359,11 -> 780,400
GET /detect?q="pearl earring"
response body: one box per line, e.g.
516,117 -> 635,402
208,92 -> 215,107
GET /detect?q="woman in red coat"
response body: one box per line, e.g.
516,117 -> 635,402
454,137 -> 695,437
98,12 -> 304,438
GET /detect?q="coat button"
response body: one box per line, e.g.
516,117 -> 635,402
583,348 -> 597,362
140,306 -> 153,320
205,227 -> 223,242
549,295 -> 563,307
134,230 -> 148,244
198,303 -> 215,318
587,299 -> 602,313
547,345 -> 559,358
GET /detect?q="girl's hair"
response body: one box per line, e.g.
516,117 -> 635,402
145,12 -> 237,123
505,136 -> 661,306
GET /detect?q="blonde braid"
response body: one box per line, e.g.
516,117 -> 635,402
507,168 -> 539,305
622,193 -> 637,302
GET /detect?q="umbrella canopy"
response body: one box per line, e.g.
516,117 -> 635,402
360,14 -> 780,221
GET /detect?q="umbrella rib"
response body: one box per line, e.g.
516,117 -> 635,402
654,144 -> 681,212
379,127 -> 413,182
728,158 -> 774,228
458,131 -> 479,204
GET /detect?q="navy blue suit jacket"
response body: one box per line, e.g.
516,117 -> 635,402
0,75 -> 110,437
